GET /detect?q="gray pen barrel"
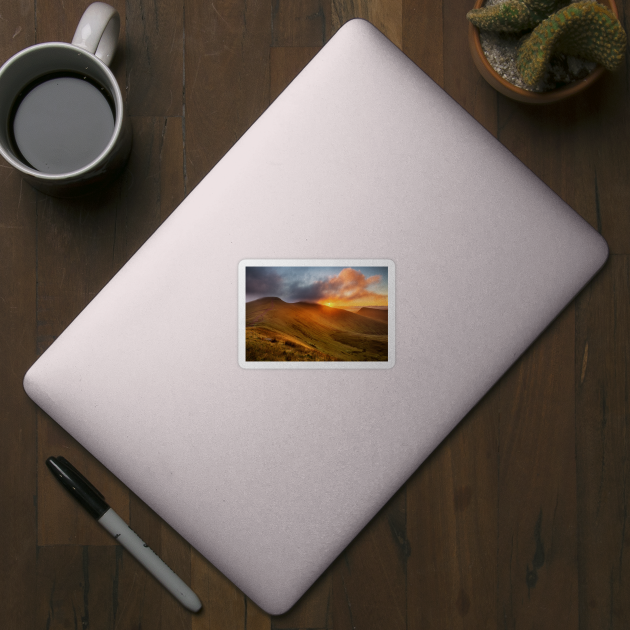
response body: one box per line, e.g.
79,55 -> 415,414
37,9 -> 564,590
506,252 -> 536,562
98,508 -> 202,612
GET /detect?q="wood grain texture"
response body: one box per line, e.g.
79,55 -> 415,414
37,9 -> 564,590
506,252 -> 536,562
36,545 -> 119,630
583,72 -> 630,254
184,0 -> 271,191
271,0 -> 332,46
0,0 -> 36,54
495,77 -> 629,256
331,486 -> 408,630
190,549 -> 248,630
497,305 -> 579,629
407,393 -> 498,629
0,148 -> 38,630
126,0 -> 184,117
0,0 -> 629,627
270,47 -> 321,102
271,573 -> 332,629
112,116 -> 185,270
443,0 -> 497,131
403,0 -> 444,87
332,0 -> 403,48
0,5 -> 38,629
576,256 -> 630,629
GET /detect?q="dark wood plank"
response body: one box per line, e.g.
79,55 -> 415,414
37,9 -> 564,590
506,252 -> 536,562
582,71 -> 630,254
0,136 -> 38,630
443,0 -> 498,131
330,486 -> 408,630
491,16 -> 629,626
126,0 -> 183,117
574,0 -> 629,253
490,53 -> 627,629
496,97 -> 598,224
247,600 -> 272,630
271,573 -> 332,629
497,305 -> 578,628
0,4 -> 39,629
407,394 -> 499,629
495,72 -> 630,257
158,518 -> 196,629
402,0 -> 444,88
33,188 -> 121,354
112,116 -> 185,270
190,549 -> 247,630
576,256 -> 630,629
159,117 -> 187,219
36,0 -> 121,44
0,0 -> 35,54
331,0 -> 402,48
36,545 -> 118,630
271,0 -> 331,46
184,0 -> 272,192
187,563 -> 270,630
270,47 -> 321,103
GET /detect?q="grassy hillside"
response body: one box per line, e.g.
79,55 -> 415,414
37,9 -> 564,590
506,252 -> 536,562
245,327 -> 340,362
245,297 -> 388,362
357,307 -> 388,323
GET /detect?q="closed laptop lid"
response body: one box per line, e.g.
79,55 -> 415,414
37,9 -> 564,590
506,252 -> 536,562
24,19 -> 607,614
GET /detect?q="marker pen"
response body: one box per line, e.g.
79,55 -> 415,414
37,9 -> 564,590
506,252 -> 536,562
46,456 -> 202,613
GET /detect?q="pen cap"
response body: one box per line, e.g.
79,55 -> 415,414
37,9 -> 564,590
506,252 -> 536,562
46,456 -> 110,519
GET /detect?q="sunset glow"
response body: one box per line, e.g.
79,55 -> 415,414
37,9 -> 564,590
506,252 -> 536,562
245,266 -> 388,311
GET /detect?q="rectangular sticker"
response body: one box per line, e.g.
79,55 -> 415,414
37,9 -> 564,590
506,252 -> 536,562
238,260 -> 395,369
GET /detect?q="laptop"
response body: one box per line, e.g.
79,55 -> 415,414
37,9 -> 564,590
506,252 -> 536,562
23,19 -> 608,614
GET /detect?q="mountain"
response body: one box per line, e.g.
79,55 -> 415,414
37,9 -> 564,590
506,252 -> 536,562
245,298 -> 388,362
357,307 -> 388,323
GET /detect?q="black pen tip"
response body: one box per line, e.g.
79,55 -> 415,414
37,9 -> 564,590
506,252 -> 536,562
45,455 -> 109,519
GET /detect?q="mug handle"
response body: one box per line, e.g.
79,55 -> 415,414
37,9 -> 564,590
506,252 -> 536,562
71,2 -> 120,67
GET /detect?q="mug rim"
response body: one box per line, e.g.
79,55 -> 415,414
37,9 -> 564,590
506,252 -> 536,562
0,41 -> 125,181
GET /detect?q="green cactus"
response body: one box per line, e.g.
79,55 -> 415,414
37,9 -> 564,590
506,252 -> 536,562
516,1 -> 627,85
467,0 -> 568,33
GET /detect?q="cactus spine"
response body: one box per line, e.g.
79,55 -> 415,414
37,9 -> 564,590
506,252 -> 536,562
516,1 -> 627,85
467,0 -> 568,33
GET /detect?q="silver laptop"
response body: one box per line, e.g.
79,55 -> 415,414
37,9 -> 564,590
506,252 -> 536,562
24,19 -> 607,614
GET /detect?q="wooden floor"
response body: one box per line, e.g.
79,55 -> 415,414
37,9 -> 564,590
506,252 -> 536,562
1,0 -> 629,628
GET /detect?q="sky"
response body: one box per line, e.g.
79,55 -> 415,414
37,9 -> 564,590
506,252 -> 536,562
245,266 -> 388,309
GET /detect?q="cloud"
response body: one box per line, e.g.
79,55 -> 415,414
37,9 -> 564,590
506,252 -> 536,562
288,268 -> 384,304
245,267 -> 283,296
246,266 -> 387,305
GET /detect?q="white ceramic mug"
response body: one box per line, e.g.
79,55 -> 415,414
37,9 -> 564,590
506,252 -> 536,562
0,2 -> 131,197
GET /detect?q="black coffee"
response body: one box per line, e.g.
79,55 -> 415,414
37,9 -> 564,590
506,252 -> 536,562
10,73 -> 115,174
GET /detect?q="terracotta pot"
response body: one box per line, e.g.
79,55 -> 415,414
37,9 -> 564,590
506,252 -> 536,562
468,0 -> 619,103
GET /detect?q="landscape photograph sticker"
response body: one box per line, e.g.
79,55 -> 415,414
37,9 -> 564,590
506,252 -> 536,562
238,260 -> 395,369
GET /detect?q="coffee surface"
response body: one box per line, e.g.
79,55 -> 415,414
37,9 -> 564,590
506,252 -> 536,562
12,74 -> 115,174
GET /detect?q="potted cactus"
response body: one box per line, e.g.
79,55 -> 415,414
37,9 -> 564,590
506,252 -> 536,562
467,0 -> 627,102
